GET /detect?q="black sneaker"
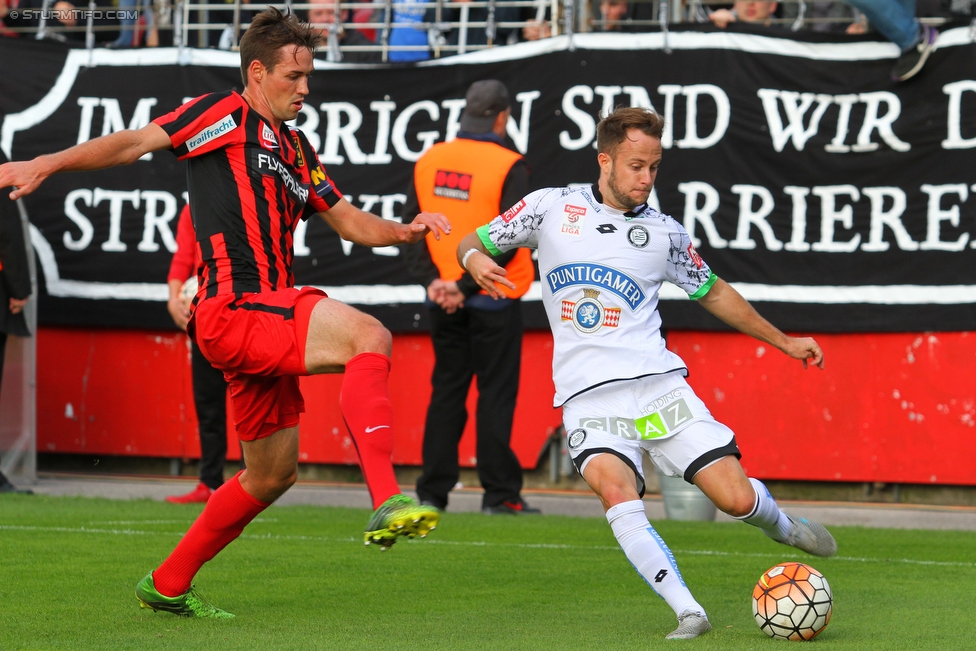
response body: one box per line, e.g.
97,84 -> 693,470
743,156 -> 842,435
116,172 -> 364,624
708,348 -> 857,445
892,24 -> 937,82
482,499 -> 541,515
0,481 -> 33,494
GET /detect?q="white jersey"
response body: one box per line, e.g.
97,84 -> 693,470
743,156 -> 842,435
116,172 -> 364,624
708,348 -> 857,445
478,185 -> 716,407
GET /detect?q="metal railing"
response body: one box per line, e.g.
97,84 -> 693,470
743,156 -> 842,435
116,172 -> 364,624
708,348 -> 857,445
1,0 -> 970,61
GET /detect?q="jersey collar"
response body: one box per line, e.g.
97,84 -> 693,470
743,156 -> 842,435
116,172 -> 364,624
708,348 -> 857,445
590,183 -> 648,218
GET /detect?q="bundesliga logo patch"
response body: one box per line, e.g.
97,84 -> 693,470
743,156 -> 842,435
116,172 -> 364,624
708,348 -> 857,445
261,122 -> 278,150
561,204 -> 586,237
433,170 -> 472,201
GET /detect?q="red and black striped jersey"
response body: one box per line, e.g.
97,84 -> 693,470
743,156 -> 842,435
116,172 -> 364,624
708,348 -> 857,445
153,90 -> 342,298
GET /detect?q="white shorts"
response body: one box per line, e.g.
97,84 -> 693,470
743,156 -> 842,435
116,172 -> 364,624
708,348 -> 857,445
561,371 -> 740,496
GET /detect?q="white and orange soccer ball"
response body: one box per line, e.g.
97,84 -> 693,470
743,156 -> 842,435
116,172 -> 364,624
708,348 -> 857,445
752,562 -> 832,641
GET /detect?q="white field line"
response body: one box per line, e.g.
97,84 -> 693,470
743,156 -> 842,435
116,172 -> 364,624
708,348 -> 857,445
2,523 -> 974,569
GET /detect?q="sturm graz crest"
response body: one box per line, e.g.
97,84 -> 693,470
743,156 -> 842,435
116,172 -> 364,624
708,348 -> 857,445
567,429 -> 587,449
627,225 -> 649,248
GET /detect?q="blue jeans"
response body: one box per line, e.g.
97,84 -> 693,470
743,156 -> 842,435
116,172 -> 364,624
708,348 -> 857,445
112,0 -> 153,47
844,0 -> 919,50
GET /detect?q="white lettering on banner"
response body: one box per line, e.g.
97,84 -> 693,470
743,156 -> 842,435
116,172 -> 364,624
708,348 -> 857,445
558,84 -> 729,151
319,102 -> 368,165
861,187 -> 917,252
825,94 -> 860,153
63,188 -> 95,251
811,185 -> 861,253
783,185 -> 812,252
758,89 -> 910,153
729,184 -> 783,251
95,188 -> 140,252
137,191 -> 178,252
677,181 -> 727,249
291,105 -> 320,153
60,189 -> 180,253
369,100 -> 396,164
75,96 -> 158,160
757,89 -> 833,152
507,91 -> 541,154
559,85 -> 596,151
676,183 -> 975,254
391,100 -> 440,162
920,184 -> 970,251
942,80 -> 976,150
676,85 -> 730,149
185,114 -> 237,152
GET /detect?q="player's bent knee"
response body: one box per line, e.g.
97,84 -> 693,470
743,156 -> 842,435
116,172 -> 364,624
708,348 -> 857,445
716,491 -> 756,518
353,318 -> 392,356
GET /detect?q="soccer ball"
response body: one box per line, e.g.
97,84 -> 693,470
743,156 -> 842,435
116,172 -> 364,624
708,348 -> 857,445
752,562 -> 832,641
180,276 -> 198,309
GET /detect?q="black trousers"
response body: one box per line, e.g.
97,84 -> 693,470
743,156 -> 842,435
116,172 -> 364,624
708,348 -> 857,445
191,340 -> 230,490
416,301 -> 523,509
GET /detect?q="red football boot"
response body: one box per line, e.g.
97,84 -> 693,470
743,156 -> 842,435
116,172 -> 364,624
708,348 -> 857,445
165,483 -> 214,504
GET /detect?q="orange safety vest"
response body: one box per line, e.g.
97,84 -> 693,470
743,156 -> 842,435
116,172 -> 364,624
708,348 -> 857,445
414,138 -> 534,299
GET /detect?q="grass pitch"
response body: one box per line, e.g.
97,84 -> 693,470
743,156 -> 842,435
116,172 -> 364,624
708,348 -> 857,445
1,494 -> 974,650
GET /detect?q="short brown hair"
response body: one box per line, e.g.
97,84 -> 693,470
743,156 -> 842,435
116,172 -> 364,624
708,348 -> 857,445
596,106 -> 665,156
239,7 -> 321,87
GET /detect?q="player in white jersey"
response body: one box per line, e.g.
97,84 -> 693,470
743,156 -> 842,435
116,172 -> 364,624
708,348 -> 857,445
455,107 -> 837,640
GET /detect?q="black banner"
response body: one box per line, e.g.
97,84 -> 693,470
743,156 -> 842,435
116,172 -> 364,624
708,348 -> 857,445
2,28 -> 976,333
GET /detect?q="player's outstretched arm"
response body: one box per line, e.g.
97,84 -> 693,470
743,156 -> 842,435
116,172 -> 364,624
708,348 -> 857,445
455,231 -> 516,300
0,123 -> 172,200
320,198 -> 450,247
697,277 -> 825,369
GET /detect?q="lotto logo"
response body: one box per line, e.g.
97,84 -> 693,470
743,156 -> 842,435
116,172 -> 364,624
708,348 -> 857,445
687,243 -> 704,268
433,170 -> 472,201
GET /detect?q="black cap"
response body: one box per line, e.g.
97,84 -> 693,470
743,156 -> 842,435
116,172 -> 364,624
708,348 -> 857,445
459,80 -> 510,134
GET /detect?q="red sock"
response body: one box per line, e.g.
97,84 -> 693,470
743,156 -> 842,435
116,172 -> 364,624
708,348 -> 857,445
153,471 -> 269,597
341,352 -> 401,509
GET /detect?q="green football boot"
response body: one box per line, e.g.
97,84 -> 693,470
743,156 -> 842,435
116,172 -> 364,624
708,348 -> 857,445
364,494 -> 440,550
135,573 -> 235,618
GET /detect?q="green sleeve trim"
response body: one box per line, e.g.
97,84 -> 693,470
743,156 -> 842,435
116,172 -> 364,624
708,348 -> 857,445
476,225 -> 502,256
689,272 -> 718,301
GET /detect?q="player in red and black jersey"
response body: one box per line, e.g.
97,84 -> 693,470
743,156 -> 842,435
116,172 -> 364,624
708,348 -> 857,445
0,8 -> 450,618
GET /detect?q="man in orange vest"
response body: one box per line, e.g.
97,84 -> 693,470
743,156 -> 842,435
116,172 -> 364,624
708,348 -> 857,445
403,80 -> 540,515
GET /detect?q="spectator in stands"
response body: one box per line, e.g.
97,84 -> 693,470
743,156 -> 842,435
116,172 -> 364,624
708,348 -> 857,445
388,0 -> 429,61
109,0 -> 138,47
842,0 -> 936,81
781,1 -> 860,33
0,150 -> 33,495
593,0 -> 634,31
433,0 -> 520,53
308,0 -> 381,63
165,205 -> 233,505
709,0 -> 779,28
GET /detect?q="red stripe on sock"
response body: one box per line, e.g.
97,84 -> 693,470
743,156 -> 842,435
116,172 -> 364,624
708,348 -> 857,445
341,352 -> 400,509
153,471 -> 269,597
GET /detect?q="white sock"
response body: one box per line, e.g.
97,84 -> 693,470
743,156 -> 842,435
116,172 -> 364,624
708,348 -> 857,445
736,478 -> 792,542
606,500 -> 705,618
